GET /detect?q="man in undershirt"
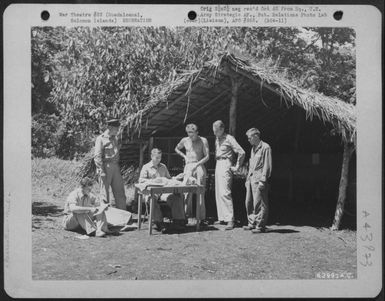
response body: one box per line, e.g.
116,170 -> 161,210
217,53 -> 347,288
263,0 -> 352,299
175,123 -> 209,226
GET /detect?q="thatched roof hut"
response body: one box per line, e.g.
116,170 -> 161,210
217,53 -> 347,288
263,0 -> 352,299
120,52 -> 355,160
114,53 -> 356,229
78,52 -> 356,229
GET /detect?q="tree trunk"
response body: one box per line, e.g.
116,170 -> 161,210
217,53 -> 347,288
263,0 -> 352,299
331,143 -> 354,230
229,76 -> 241,136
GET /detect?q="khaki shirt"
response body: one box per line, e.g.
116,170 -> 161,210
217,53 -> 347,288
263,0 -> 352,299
64,188 -> 96,213
215,134 -> 245,167
247,140 -> 272,183
139,161 -> 171,183
94,131 -> 121,173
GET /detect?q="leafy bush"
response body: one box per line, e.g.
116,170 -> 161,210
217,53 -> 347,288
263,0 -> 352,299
32,113 -> 60,158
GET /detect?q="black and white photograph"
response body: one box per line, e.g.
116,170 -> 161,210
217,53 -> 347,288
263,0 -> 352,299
3,3 -> 382,298
31,25 -> 357,280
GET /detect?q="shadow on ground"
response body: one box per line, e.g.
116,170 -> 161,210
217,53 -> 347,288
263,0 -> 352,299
179,225 -> 219,234
32,201 -> 63,217
266,229 -> 299,234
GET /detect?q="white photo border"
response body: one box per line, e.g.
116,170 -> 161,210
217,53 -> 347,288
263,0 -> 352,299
3,3 -> 382,298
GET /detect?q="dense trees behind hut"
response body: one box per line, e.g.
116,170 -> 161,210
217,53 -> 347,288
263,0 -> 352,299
31,27 -> 355,159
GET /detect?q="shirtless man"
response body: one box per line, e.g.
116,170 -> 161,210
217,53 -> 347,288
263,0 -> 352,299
175,124 -> 209,225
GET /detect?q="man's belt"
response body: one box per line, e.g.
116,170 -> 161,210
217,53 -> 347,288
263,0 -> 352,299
216,156 -> 230,160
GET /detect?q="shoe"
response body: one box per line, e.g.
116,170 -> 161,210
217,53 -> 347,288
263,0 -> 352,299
95,230 -> 106,237
199,220 -> 209,227
251,227 -> 266,234
215,220 -> 226,225
243,224 -> 255,230
225,221 -> 234,230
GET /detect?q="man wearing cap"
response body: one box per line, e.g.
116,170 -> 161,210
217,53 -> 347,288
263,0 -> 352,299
175,124 -> 209,226
213,120 -> 245,230
243,128 -> 272,233
94,118 -> 127,210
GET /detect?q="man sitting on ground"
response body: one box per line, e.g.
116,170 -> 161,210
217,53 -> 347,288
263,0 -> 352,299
62,177 -> 112,237
139,148 -> 186,233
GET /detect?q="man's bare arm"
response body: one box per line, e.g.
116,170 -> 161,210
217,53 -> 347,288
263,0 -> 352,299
174,138 -> 187,161
197,137 -> 210,166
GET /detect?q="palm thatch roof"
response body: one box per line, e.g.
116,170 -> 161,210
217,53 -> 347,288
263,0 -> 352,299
118,52 -> 355,164
126,53 -> 355,138
76,52 -> 356,185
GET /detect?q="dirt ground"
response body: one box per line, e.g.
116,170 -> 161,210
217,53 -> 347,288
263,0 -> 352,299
32,158 -> 357,280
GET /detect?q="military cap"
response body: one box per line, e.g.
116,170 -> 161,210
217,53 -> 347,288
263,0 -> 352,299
106,118 -> 120,127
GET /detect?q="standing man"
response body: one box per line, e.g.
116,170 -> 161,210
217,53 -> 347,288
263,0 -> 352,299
243,128 -> 272,233
94,118 -> 127,210
139,148 -> 186,233
175,124 -> 209,225
213,120 -> 245,230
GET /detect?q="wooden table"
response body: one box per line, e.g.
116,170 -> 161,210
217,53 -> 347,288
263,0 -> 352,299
135,184 -> 205,235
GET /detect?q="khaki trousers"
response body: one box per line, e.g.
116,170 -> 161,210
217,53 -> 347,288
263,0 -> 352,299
245,180 -> 269,228
184,163 -> 206,220
100,162 -> 126,210
63,212 -> 109,234
215,159 -> 234,222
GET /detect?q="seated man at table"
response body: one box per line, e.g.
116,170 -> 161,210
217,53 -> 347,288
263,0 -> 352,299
139,148 -> 186,233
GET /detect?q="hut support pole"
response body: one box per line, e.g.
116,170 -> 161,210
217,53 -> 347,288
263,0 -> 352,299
139,142 -> 148,170
331,143 -> 354,230
148,137 -> 154,156
229,75 -> 241,136
289,113 -> 302,202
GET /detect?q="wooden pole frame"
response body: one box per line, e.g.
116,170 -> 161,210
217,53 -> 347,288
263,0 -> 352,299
139,142 -> 149,170
289,111 -> 303,202
331,143 -> 355,230
227,67 -> 242,136
148,137 -> 154,156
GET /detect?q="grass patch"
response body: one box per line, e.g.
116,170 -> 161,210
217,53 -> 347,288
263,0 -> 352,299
32,158 -> 136,207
